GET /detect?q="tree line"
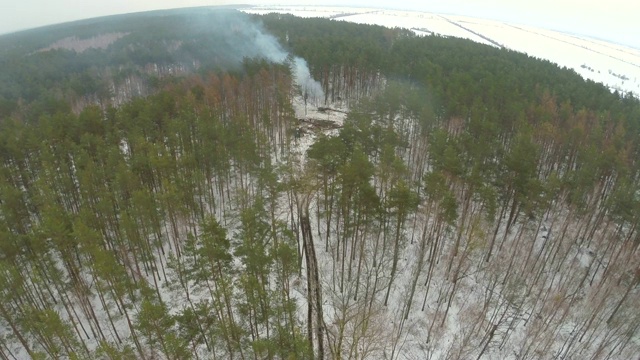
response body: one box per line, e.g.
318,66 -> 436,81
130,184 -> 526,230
0,10 -> 638,359
263,14 -> 640,359
0,60 -> 314,359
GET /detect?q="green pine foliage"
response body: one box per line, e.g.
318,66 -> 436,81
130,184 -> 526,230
0,8 -> 638,359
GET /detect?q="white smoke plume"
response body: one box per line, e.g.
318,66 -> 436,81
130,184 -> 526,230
291,57 -> 324,103
225,11 -> 325,103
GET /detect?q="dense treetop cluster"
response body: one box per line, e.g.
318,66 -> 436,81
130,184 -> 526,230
0,8 -> 638,359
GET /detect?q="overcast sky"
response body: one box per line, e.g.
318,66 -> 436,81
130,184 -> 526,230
2,0 -> 638,48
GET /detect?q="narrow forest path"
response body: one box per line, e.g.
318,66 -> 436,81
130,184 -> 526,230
286,96 -> 347,359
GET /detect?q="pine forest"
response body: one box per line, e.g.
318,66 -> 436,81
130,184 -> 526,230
0,8 -> 638,360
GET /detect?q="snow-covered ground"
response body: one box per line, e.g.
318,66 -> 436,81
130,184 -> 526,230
243,6 -> 640,97
4,9 -> 636,358
284,97 -> 640,359
292,97 -> 640,359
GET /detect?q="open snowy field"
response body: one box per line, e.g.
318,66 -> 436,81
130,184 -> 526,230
243,6 -> 640,97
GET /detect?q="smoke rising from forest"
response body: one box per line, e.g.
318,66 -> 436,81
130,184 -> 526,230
209,11 -> 324,102
290,57 -> 324,102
